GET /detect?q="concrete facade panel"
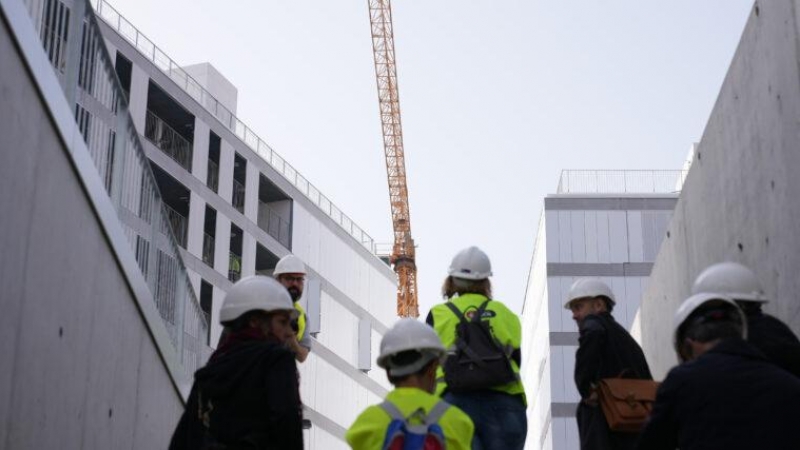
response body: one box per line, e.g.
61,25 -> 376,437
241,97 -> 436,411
545,210 -> 560,262
640,1 -> 800,377
0,14 -> 182,447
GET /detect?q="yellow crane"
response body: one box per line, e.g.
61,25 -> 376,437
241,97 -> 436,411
367,0 -> 418,317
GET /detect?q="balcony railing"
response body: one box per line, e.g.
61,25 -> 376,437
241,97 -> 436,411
206,159 -> 219,193
556,170 -> 689,194
228,252 -> 242,282
144,110 -> 192,171
257,202 -> 291,249
163,204 -> 188,248
92,0 -> 377,254
202,232 -> 215,267
19,0 -> 208,379
232,179 -> 245,214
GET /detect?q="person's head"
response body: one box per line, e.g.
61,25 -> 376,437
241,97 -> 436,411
274,255 -> 307,302
673,293 -> 747,363
692,262 -> 768,313
377,318 -> 446,393
564,278 -> 615,325
219,276 -> 297,344
442,246 -> 492,299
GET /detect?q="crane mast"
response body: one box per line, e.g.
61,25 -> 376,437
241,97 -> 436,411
367,0 -> 419,317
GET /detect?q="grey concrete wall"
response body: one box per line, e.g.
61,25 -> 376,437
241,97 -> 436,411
0,11 -> 183,449
640,1 -> 800,378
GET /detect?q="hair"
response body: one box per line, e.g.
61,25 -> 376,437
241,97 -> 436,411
224,310 -> 273,333
597,296 -> 614,313
678,303 -> 744,345
441,276 -> 492,299
386,350 -> 438,385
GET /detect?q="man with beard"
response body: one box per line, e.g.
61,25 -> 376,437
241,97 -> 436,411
169,276 -> 303,449
274,255 -> 312,362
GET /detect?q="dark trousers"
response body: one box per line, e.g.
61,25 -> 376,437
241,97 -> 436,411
576,403 -> 638,450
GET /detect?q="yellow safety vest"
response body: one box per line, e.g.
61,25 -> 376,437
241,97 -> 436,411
346,387 -> 474,450
430,293 -> 526,401
294,302 -> 306,340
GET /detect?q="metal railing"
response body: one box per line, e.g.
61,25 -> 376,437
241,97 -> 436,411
257,202 -> 291,248
91,0 -> 377,253
20,0 -> 208,377
163,204 -> 188,248
206,159 -> 219,193
556,170 -> 689,194
144,110 -> 192,171
202,232 -> 215,266
232,179 -> 245,213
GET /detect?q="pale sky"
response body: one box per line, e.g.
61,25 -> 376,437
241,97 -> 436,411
107,0 -> 753,317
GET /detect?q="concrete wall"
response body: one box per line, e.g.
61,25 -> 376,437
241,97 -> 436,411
640,1 -> 800,378
0,10 -> 182,448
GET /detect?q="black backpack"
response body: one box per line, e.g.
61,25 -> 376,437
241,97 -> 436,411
443,300 -> 516,393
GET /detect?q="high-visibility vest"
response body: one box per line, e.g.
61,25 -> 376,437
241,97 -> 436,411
294,301 -> 307,340
346,387 -> 474,450
430,293 -> 526,400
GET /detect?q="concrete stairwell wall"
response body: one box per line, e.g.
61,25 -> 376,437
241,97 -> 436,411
640,0 -> 800,378
0,7 -> 183,449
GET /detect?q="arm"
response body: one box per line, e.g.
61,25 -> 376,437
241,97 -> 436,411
575,316 -> 606,399
635,375 -> 680,450
346,406 -> 389,450
264,352 -> 304,449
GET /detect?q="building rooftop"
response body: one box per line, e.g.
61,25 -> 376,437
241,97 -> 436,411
555,169 -> 688,195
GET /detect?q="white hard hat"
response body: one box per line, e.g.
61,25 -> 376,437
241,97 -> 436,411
672,292 -> 747,352
691,262 -> 767,303
564,278 -> 616,309
448,246 -> 492,280
274,254 -> 306,277
219,276 -> 296,324
377,318 -> 446,377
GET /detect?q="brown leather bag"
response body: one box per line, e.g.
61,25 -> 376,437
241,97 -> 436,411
596,378 -> 660,432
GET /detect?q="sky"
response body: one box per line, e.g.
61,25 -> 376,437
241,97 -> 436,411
107,0 -> 753,317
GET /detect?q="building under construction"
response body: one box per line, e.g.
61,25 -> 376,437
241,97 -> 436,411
0,0 -> 399,447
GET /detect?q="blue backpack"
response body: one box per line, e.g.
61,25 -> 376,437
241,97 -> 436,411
380,400 -> 450,450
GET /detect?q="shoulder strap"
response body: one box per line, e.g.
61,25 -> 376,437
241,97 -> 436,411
473,299 -> 492,323
444,301 -> 468,324
379,401 -> 406,421
424,400 -> 451,426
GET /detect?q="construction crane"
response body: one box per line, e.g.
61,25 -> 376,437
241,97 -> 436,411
367,0 -> 419,317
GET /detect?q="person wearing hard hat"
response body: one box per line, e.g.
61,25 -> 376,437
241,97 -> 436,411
346,318 -> 474,449
636,293 -> 800,450
692,261 -> 800,377
564,278 -> 651,450
273,254 -> 312,363
426,246 -> 527,450
169,276 -> 303,449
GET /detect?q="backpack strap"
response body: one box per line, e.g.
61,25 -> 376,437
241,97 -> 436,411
424,400 -> 451,426
444,301 -> 468,324
379,400 -> 451,426
444,298 -> 493,323
379,401 -> 406,421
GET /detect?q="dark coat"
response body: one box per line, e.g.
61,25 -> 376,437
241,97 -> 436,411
169,339 -> 303,450
575,313 -> 652,450
636,339 -> 800,450
747,311 -> 800,377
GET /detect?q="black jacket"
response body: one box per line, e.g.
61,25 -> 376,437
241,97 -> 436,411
636,339 -> 800,450
575,313 -> 652,450
169,339 -> 303,450
747,311 -> 800,377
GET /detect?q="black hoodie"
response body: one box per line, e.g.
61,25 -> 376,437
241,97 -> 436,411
169,339 -> 303,450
